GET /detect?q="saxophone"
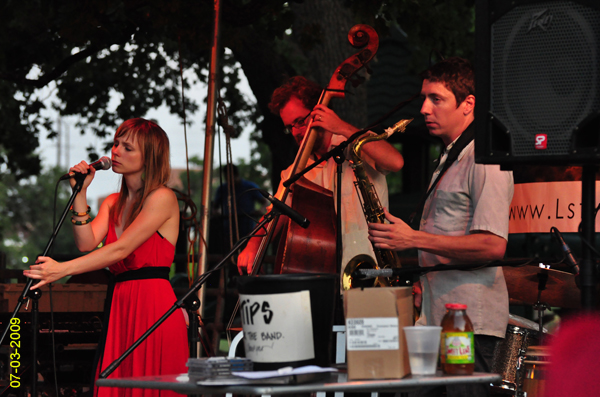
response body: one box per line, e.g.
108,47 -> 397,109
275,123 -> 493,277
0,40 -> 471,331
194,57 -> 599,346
342,118 -> 413,290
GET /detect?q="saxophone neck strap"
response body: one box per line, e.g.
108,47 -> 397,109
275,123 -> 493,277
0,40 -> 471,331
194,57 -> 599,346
408,123 -> 475,226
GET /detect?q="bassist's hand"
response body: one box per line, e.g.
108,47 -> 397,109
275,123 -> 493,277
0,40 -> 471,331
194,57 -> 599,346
237,239 -> 260,275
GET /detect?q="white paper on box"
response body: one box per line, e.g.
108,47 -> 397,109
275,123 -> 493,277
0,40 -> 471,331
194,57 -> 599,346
239,290 -> 314,362
346,317 -> 399,351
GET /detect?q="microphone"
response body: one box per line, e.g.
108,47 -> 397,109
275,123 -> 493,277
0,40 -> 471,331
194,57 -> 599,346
259,190 -> 310,229
352,268 -> 394,279
551,227 -> 580,275
59,156 -> 112,181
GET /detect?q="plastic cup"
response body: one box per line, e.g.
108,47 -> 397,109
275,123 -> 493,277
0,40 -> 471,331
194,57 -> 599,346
403,326 -> 442,375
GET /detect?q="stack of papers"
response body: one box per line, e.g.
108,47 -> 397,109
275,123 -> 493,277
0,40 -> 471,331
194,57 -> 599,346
196,365 -> 338,386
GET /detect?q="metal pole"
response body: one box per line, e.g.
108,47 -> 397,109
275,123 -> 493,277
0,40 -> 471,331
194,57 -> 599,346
197,0 -> 221,353
580,164 -> 597,310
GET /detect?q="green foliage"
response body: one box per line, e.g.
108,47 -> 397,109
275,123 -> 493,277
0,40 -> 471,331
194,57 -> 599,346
0,166 -> 82,269
347,0 -> 476,66
237,130 -> 272,192
395,0 -> 476,64
177,138 -> 271,221
219,52 -> 263,137
0,0 -> 479,271
175,156 -> 204,221
0,0 -> 477,177
0,82 -> 45,179
0,0 -> 294,168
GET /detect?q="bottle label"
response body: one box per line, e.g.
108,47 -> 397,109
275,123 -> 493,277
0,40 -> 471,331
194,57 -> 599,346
444,332 -> 474,364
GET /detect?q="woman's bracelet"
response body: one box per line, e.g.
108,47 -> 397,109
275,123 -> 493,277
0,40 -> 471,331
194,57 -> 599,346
69,205 -> 92,216
70,205 -> 91,217
71,216 -> 92,226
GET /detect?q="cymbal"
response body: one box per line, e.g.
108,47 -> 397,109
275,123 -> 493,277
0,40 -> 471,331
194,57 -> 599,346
503,265 -> 580,308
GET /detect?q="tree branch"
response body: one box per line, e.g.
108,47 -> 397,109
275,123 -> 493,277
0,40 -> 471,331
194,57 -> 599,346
0,45 -> 100,88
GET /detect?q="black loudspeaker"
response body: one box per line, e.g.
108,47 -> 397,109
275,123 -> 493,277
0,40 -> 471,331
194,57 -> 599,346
475,0 -> 600,165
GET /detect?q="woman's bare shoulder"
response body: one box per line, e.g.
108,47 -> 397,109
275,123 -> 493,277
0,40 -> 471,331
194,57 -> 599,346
145,186 -> 178,207
101,193 -> 120,207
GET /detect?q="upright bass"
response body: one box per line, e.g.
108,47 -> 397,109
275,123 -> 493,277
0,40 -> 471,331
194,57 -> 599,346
250,24 -> 380,276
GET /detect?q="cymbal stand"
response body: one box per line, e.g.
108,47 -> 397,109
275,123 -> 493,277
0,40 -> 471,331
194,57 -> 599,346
533,271 -> 549,342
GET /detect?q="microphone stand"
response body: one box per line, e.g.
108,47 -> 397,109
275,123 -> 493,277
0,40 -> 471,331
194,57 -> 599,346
280,128 -> 365,315
282,127 -> 371,188
352,258 -> 536,279
99,206 -> 282,379
0,173 -> 88,397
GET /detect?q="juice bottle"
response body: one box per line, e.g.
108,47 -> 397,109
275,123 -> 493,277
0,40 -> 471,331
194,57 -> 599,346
440,303 -> 474,375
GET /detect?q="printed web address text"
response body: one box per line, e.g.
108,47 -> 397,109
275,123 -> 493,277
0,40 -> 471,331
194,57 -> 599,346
509,199 -> 600,221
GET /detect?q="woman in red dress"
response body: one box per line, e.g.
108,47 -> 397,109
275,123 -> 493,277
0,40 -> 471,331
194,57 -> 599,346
25,118 -> 188,397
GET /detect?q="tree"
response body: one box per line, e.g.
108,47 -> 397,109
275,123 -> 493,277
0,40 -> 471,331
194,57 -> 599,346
0,167 -> 82,269
0,0 -> 481,360
0,0 -> 478,265
0,0 -> 476,177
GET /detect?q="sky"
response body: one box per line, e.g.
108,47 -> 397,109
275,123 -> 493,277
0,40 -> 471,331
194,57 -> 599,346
37,79 -> 255,213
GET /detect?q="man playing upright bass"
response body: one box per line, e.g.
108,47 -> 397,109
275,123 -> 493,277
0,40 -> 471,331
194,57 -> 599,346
237,76 -> 404,287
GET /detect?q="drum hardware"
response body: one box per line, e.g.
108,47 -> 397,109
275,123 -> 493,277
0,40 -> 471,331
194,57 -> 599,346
492,266 -> 556,396
531,271 -> 552,345
503,262 -> 579,309
507,313 -> 547,334
490,312 -> 553,396
491,323 -> 537,394
513,343 -> 531,397
521,346 -> 551,397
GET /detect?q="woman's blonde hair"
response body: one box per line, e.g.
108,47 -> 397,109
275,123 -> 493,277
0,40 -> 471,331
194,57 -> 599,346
109,118 -> 171,228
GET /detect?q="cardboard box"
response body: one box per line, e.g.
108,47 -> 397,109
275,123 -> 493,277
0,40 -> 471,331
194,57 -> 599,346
0,283 -> 107,313
344,287 -> 413,380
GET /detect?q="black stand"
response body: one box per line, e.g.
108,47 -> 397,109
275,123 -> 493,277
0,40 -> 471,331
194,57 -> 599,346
185,296 -> 201,358
0,173 -> 88,397
580,165 -> 597,310
334,154 -> 345,277
280,130 -> 360,322
352,257 -> 536,280
333,152 -> 345,325
282,128 -> 369,189
99,207 -> 282,379
533,272 -> 549,342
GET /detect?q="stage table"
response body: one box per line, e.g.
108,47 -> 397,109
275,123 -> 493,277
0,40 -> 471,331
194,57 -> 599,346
96,371 -> 501,395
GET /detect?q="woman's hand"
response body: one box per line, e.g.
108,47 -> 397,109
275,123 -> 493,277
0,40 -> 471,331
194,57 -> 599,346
68,161 -> 96,191
23,257 -> 70,289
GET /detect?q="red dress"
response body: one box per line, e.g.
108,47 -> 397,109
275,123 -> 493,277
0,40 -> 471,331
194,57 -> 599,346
96,221 -> 188,397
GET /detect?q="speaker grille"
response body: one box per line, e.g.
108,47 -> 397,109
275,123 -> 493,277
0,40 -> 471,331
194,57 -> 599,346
491,1 -> 600,157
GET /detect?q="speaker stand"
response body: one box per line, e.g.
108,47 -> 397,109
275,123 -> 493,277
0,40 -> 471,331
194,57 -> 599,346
580,165 -> 597,309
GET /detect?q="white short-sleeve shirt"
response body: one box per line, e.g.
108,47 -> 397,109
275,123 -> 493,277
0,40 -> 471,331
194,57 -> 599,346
416,137 -> 514,338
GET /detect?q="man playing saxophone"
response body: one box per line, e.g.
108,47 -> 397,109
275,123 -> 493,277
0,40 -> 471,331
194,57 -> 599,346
368,57 -> 513,397
237,76 -> 404,288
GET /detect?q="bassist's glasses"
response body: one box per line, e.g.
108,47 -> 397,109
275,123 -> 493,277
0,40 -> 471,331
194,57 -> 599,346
284,112 -> 311,135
